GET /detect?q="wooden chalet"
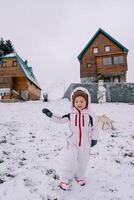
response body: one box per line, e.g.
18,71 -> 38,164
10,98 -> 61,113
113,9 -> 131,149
0,52 -> 41,100
78,28 -> 129,83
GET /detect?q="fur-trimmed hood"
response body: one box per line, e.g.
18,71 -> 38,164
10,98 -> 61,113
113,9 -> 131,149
70,87 -> 91,108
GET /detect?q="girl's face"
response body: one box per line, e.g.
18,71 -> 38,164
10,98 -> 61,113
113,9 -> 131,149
74,96 -> 87,111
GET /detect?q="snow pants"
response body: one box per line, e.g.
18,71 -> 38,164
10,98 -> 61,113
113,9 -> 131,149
61,142 -> 91,183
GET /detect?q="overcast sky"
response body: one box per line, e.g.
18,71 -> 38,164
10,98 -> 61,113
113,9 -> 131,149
0,0 -> 134,92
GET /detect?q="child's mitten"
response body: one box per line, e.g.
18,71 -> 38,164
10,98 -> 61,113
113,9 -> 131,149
42,108 -> 53,118
91,140 -> 97,147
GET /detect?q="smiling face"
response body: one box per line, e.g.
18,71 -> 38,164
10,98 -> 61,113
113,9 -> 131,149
74,96 -> 87,111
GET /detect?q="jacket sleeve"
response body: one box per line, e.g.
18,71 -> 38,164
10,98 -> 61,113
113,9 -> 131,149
90,112 -> 99,140
51,114 -> 69,124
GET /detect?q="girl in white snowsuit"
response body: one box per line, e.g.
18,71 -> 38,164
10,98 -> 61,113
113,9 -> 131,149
42,87 -> 99,191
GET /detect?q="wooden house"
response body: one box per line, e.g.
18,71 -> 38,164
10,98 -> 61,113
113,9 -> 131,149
0,52 -> 41,100
78,28 -> 129,83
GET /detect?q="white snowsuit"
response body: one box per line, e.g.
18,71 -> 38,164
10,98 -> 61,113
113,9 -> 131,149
51,87 -> 99,183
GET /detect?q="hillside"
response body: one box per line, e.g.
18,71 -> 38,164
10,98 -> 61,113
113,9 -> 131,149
0,100 -> 134,200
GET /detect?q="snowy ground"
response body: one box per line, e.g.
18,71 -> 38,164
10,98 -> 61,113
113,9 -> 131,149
0,99 -> 134,200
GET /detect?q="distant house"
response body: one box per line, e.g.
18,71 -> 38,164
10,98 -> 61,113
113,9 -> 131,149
0,52 -> 41,100
78,28 -> 129,83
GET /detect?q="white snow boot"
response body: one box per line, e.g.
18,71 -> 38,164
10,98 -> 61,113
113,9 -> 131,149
76,179 -> 86,186
59,181 -> 72,191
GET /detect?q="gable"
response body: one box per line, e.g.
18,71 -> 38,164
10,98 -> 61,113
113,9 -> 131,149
78,28 -> 128,61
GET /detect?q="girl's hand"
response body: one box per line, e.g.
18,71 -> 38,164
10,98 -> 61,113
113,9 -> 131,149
91,140 -> 97,147
42,108 -> 53,118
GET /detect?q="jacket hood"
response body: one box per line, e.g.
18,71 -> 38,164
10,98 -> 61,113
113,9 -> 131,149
71,87 -> 91,107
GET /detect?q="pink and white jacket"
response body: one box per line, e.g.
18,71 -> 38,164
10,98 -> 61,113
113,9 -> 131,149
51,87 -> 99,148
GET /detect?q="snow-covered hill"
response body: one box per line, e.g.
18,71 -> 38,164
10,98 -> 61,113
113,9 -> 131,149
0,99 -> 134,200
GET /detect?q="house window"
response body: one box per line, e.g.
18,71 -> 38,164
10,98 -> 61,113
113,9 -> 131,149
0,61 -> 2,67
113,56 -> 124,64
104,45 -> 110,52
113,56 -> 118,64
103,57 -> 112,65
12,60 -> 17,67
2,61 -> 6,67
93,47 -> 98,54
0,61 -> 6,67
118,56 -> 124,64
87,63 -> 92,67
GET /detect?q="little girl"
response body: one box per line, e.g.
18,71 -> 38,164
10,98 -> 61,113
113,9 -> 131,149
42,87 -> 99,191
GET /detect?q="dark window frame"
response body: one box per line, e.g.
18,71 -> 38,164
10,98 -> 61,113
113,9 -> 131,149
103,57 -> 112,65
118,55 -> 125,64
104,45 -> 111,52
113,55 -> 125,64
0,61 -> 6,67
103,55 -> 125,66
87,63 -> 92,68
93,47 -> 99,54
12,60 -> 17,67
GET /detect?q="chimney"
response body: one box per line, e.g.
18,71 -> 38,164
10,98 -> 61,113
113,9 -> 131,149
25,60 -> 28,65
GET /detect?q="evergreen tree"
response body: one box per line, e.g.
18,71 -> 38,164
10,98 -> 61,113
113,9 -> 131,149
0,38 -> 15,57
5,40 -> 15,54
0,38 -> 5,57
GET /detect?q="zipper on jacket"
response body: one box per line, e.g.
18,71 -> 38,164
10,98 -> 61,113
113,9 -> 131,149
82,115 -> 84,127
75,115 -> 77,126
78,111 -> 82,146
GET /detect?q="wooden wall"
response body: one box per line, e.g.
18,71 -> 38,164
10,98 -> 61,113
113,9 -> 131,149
27,81 -> 41,100
0,57 -> 41,100
80,33 -> 128,80
0,58 -> 24,77
12,77 -> 28,91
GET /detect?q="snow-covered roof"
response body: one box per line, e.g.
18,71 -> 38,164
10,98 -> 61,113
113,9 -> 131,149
1,53 -> 16,58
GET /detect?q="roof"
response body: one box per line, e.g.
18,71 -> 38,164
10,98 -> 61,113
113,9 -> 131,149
78,28 -> 129,61
1,52 -> 41,90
